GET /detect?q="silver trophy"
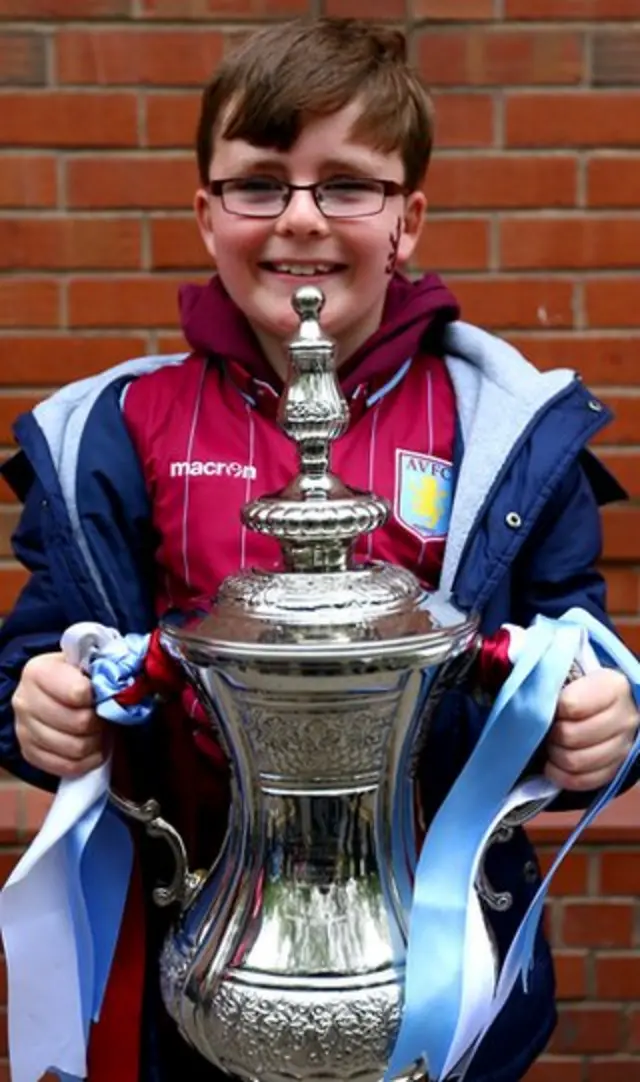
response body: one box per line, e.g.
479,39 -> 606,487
142,287 -> 482,1082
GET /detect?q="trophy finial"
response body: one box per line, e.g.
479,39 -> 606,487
291,284 -> 325,322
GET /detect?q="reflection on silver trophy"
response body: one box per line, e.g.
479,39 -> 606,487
137,286 -> 482,1082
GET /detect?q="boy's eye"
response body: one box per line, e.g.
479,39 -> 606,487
227,177 -> 284,194
321,178 -> 381,194
317,178 -> 385,208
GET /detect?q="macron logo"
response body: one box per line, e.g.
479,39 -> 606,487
169,460 -> 257,480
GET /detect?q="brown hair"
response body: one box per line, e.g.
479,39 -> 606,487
196,18 -> 434,192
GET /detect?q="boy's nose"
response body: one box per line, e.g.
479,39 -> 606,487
274,188 -> 330,236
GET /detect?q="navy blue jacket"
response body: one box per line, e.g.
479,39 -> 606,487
0,339 -> 630,1082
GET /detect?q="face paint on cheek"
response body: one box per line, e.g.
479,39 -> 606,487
385,217 -> 403,275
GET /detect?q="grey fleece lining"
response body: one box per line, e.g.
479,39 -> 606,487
440,321 -> 575,594
29,325 -> 576,612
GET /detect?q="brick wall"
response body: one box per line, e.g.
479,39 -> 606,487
0,0 -> 638,1079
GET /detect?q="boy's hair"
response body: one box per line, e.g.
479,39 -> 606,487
196,17 -> 434,193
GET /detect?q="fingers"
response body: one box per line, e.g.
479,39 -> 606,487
547,668 -> 638,791
545,730 -> 631,791
556,668 -> 631,722
16,707 -> 106,778
12,652 -> 106,779
550,704 -> 630,752
14,680 -> 100,738
20,742 -> 105,780
24,652 -> 94,710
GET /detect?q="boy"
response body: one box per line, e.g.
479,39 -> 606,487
1,17 -> 637,1082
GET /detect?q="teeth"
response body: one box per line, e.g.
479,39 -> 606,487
271,263 -> 336,276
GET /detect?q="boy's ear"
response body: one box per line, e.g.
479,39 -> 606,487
194,188 -> 217,262
396,190 -> 427,267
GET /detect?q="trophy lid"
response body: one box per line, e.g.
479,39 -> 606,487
162,286 -> 477,666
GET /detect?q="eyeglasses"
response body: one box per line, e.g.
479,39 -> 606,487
207,176 -> 408,219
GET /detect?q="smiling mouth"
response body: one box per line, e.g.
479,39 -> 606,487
259,261 -> 347,277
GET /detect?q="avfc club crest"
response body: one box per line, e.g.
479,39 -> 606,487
395,450 -> 454,542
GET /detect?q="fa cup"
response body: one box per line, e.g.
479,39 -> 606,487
149,286 -> 480,1082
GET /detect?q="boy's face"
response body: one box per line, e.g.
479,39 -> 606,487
194,101 -> 427,372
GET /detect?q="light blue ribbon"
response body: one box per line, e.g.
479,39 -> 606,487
388,609 -> 640,1082
53,632 -> 154,1082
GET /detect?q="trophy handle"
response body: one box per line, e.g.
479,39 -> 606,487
59,623 -> 206,910
475,655 -> 586,912
109,789 -> 206,909
475,796 -> 552,912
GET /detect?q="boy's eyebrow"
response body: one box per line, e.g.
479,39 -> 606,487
225,153 -> 385,178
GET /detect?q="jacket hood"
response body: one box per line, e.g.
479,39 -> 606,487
178,272 -> 460,395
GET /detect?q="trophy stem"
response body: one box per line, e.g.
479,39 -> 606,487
242,286 -> 389,575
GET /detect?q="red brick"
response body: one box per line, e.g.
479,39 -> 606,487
0,849 -> 22,884
150,216 -> 210,270
67,276 -> 196,328
140,0 -> 308,15
0,0 -> 128,13
599,453 -> 640,499
145,93 -> 200,149
588,156 -> 640,208
0,32 -> 46,85
0,508 -> 18,558
506,93 -> 640,148
0,155 -> 57,208
586,279 -> 640,328
428,155 -> 577,210
590,395 -> 640,446
506,334 -> 640,385
603,568 -> 640,615
0,786 -> 21,844
561,902 -> 634,948
0,279 -> 59,328
0,218 -> 141,271
24,787 -> 53,838
555,951 -> 590,999
593,32 -> 640,87
417,218 -> 491,271
507,0 -> 640,15
550,1005 -> 624,1054
602,506 -> 640,558
0,568 -> 28,614
2,335 -> 147,385
523,1058 -> 584,1082
56,30 -> 224,87
431,93 -> 495,148
499,217 -> 640,271
67,154 -> 196,209
600,850 -> 640,895
595,954 -> 640,999
0,469 -> 16,505
453,276 -> 574,330
614,620 -> 640,656
587,1062 -> 640,1082
0,394 -> 42,444
325,0 -> 405,14
536,848 -> 591,895
412,0 -> 495,16
630,1009 -> 640,1050
417,29 -> 583,87
0,92 -> 138,148
157,333 -> 189,353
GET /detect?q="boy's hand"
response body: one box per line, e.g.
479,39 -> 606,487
12,652 -> 106,779
545,669 -> 639,791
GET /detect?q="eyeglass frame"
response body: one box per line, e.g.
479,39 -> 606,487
206,177 -> 409,219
